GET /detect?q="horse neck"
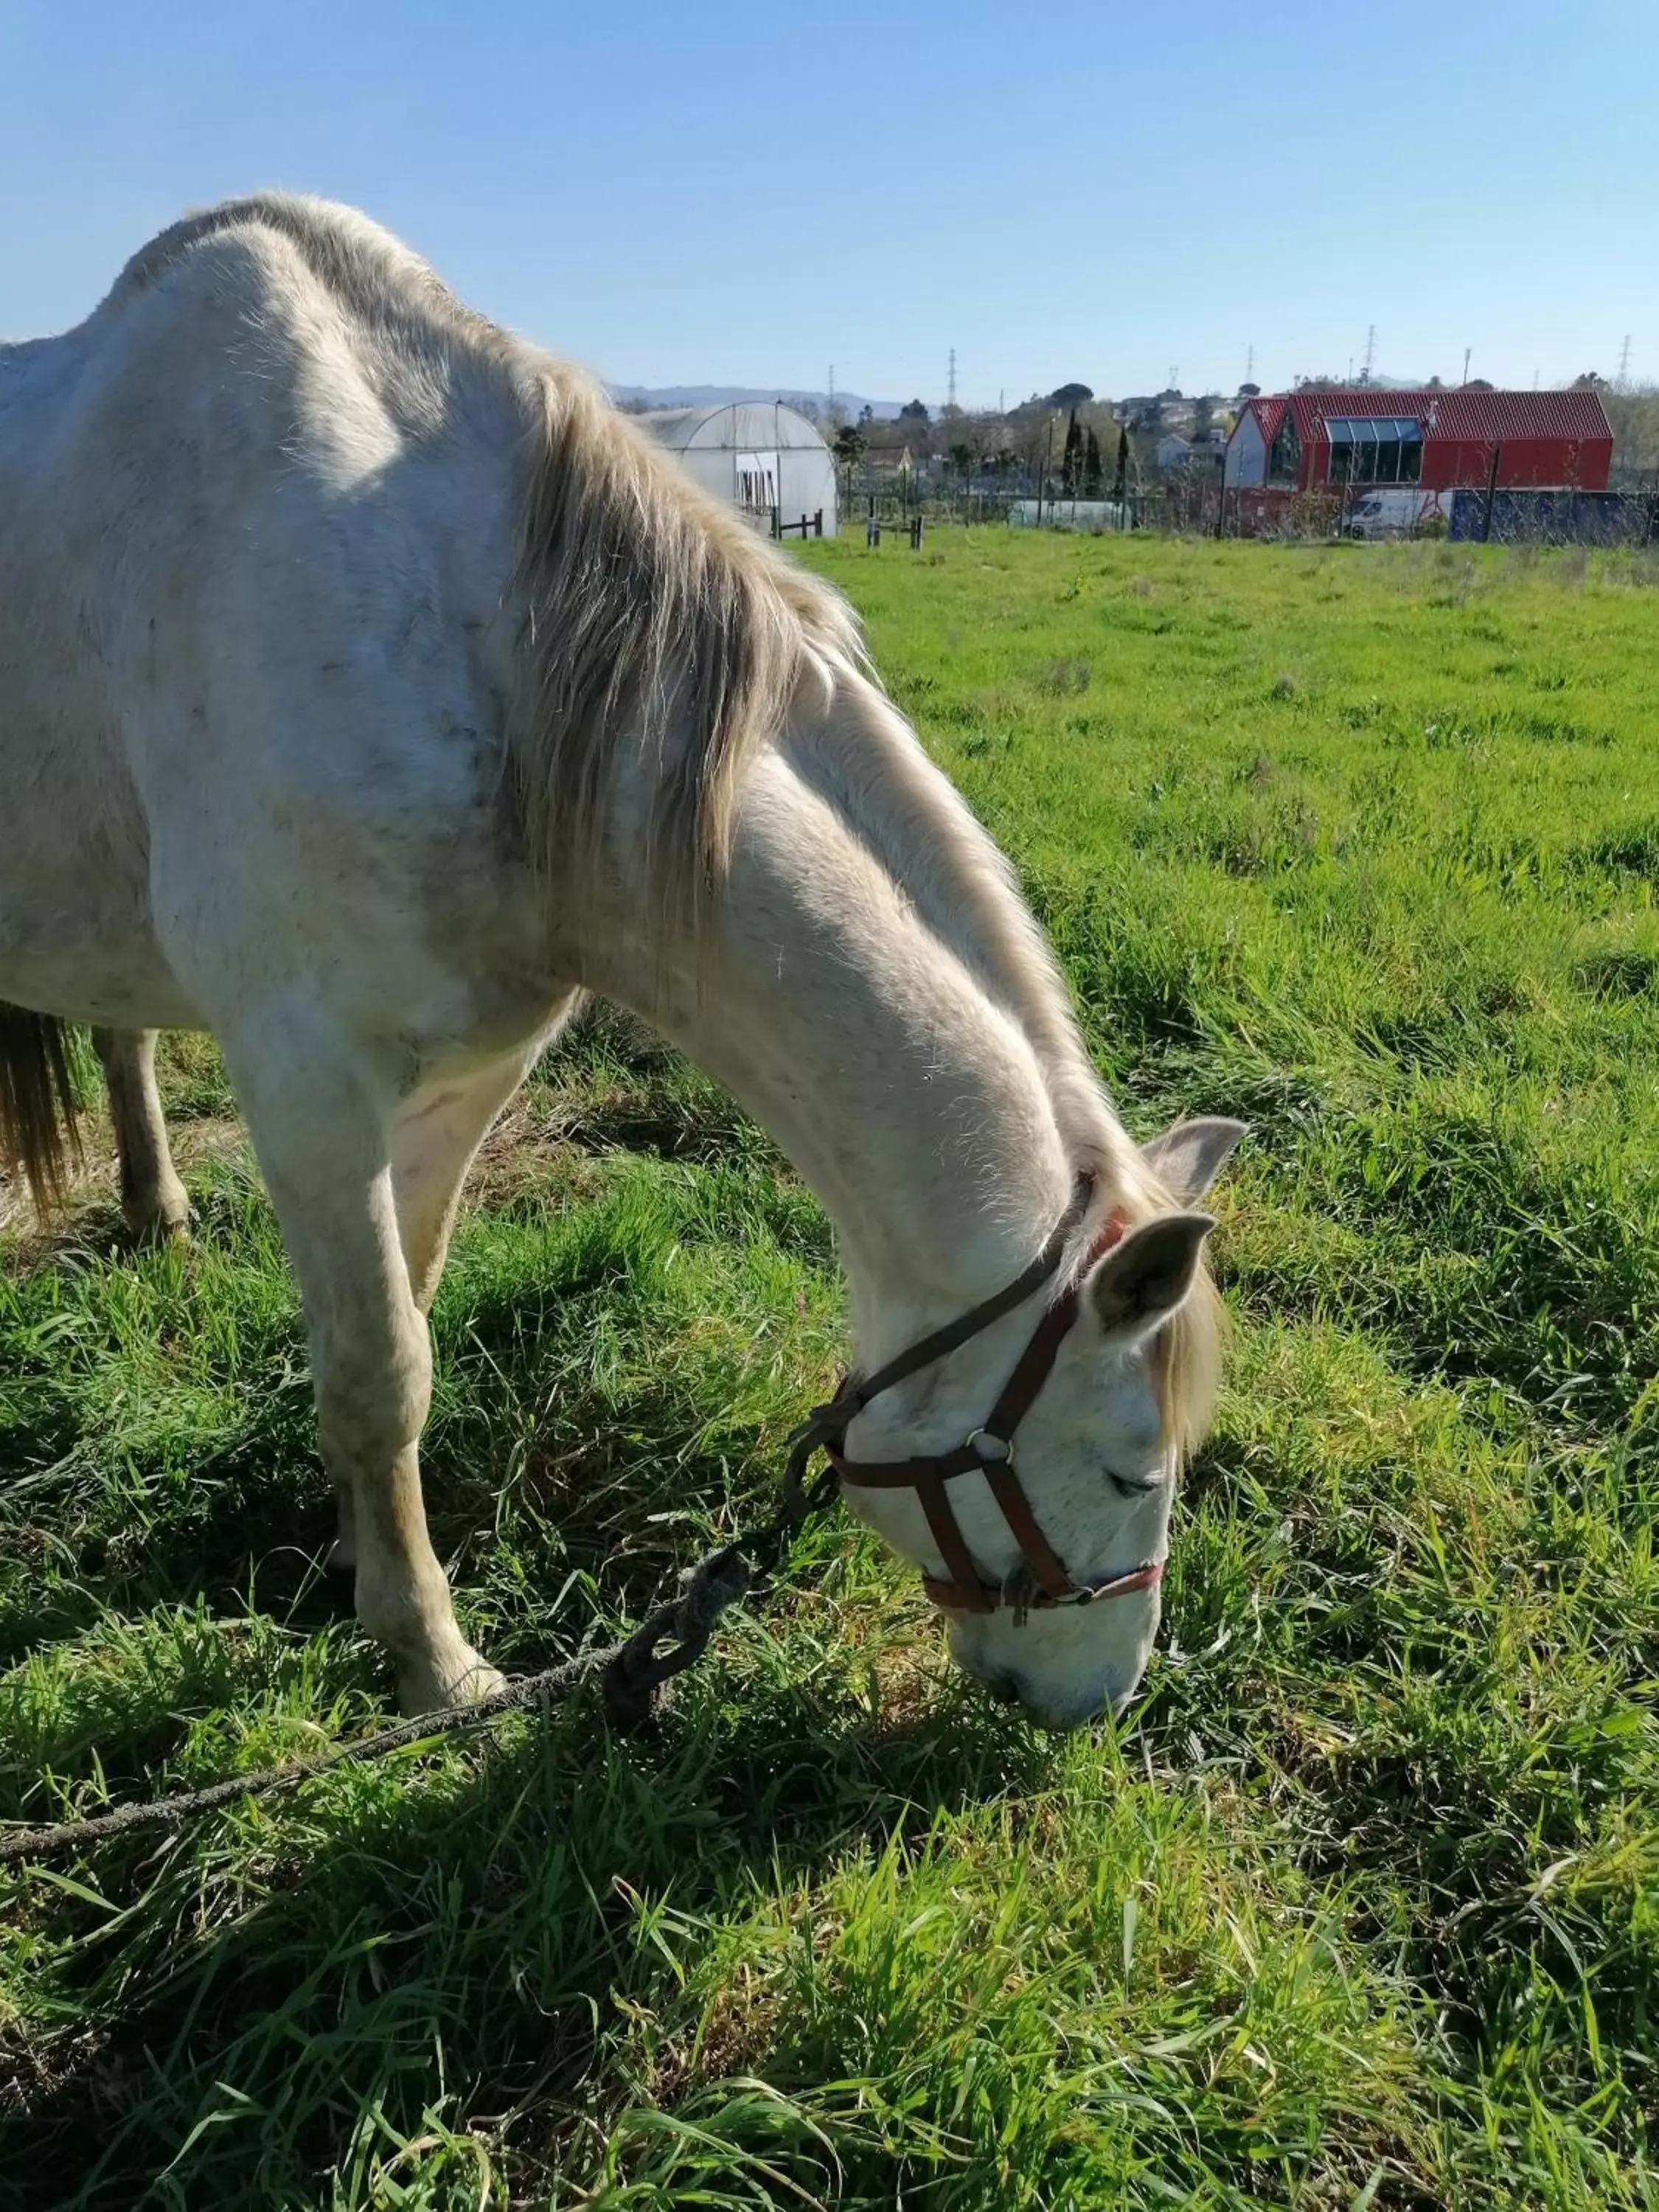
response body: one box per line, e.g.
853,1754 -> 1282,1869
582,673 -> 1137,1364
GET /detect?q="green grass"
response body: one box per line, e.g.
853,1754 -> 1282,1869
4,530 -> 1659,2208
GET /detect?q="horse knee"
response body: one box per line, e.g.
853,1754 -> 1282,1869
315,1321 -> 432,1470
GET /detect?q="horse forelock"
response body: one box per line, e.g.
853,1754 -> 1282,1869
1114,1150 -> 1225,1467
1151,1255 -> 1224,1465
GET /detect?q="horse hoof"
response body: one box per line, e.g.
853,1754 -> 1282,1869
397,1652 -> 508,1716
128,1189 -> 192,1245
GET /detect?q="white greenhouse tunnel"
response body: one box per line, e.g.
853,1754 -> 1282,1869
636,402 -> 838,537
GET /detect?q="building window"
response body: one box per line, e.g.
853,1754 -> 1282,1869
1326,417 -> 1424,487
1267,414 -> 1301,484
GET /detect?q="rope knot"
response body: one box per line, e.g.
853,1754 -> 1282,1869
600,1541 -> 755,1730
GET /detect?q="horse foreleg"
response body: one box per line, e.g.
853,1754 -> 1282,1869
229,1026 -> 504,1714
329,1026 -> 563,1574
91,1028 -> 189,1240
392,1020 -> 573,1315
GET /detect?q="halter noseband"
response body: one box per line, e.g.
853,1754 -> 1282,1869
784,1176 -> 1167,1621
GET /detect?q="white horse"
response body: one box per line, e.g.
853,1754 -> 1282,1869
0,197 -> 1242,1728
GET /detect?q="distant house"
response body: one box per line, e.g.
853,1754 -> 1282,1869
1224,387 -> 1613,497
1158,432 -> 1225,474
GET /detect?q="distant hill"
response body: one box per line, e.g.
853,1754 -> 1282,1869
610,383 -> 903,420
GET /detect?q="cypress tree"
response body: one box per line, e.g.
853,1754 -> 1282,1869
1062,409 -> 1083,495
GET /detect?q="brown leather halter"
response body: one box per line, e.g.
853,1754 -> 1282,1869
783,1176 -> 1167,1621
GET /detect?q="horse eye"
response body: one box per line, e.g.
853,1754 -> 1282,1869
1104,1467 -> 1164,1498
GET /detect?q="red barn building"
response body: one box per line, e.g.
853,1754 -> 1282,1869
1224,388 -> 1613,504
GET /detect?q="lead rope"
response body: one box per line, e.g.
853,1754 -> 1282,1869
0,1461 -> 844,1866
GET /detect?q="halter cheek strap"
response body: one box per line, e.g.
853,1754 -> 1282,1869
783,1176 -> 1167,1621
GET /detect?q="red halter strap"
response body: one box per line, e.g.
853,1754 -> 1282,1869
806,1182 -> 1166,1620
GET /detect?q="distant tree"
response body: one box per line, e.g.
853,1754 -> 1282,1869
1192,394 -> 1214,441
1604,385 -> 1659,489
1023,410 -> 1057,498
899,398 -> 931,423
948,441 -> 974,482
1048,382 -> 1093,410
1083,426 -> 1103,496
858,403 -> 874,425
1237,380 -> 1261,398
1112,426 -> 1129,501
833,422 -> 866,467
1061,408 -> 1083,494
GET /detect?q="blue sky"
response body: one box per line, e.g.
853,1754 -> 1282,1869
3,1 -> 1655,404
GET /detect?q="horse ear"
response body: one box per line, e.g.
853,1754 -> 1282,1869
1139,1117 -> 1247,1206
1090,1214 -> 1214,1341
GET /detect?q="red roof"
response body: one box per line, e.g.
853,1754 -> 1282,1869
1248,386 -> 1611,446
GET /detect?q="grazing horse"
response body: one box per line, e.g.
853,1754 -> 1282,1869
0,197 -> 1242,1728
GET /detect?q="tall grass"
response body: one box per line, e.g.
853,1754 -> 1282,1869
1,535 -> 1655,2207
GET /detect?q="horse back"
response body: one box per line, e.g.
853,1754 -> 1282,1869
1,207 -> 532,1029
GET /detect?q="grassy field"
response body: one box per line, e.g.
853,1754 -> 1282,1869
4,529 -> 1659,2208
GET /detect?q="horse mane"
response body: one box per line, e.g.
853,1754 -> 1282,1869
502,355 -> 1226,1465
507,369 -> 863,919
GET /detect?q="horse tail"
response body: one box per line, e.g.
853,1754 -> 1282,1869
0,1006 -> 83,1214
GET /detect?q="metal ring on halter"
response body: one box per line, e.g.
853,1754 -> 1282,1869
964,1427 -> 1013,1466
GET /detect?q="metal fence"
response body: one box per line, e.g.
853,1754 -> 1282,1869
832,470 -> 1659,549
1446,488 -> 1659,546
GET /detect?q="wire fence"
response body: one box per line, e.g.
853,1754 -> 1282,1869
834,468 -> 1659,549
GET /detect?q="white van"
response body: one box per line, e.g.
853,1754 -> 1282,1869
1344,488 -> 1453,540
